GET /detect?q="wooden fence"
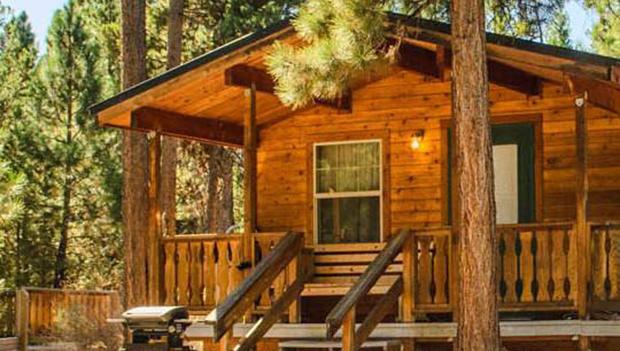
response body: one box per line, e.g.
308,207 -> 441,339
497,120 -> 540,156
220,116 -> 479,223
8,288 -> 120,350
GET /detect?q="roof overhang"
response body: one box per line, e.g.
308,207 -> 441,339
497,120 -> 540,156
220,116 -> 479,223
90,13 -> 620,144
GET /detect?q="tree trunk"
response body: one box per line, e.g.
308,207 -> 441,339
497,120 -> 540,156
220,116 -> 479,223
451,0 -> 501,350
121,0 -> 149,308
160,0 -> 184,236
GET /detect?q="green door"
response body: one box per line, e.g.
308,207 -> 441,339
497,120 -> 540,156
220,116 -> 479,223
447,122 -> 536,224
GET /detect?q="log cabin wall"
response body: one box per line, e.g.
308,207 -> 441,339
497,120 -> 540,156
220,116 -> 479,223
256,68 -> 620,243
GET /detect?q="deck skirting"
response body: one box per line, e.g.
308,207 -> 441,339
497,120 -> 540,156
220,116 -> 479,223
185,320 -> 620,340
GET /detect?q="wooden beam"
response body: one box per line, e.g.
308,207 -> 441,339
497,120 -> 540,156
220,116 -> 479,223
397,43 -> 541,95
147,132 -> 162,305
398,43 -> 443,78
243,84 -> 257,265
225,64 -> 352,111
325,228 -> 410,339
342,306 -> 356,351
233,270 -> 311,351
488,60 -> 541,96
16,289 -> 28,351
574,94 -> 590,351
568,73 -> 620,115
355,277 -> 403,350
205,232 -> 303,341
131,107 -> 243,147
401,235 -> 414,322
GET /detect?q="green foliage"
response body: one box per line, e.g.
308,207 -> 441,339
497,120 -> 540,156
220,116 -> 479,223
546,9 -> 572,48
586,0 -> 620,57
266,0 -> 390,109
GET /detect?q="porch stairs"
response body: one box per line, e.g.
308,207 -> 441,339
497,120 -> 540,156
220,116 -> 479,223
201,230 -> 410,351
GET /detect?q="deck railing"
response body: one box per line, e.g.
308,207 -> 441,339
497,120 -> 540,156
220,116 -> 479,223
590,222 -> 620,309
410,222 -> 579,314
162,232 -> 290,311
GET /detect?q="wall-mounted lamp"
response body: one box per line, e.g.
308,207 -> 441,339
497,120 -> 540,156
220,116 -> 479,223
410,130 -> 425,150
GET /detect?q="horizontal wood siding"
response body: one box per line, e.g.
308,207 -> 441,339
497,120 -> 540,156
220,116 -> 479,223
256,69 -> 620,240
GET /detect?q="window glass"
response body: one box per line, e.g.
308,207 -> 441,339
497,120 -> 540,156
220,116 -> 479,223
315,141 -> 381,243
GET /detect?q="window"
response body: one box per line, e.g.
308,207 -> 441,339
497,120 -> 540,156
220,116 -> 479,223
314,140 -> 382,244
446,122 -> 537,224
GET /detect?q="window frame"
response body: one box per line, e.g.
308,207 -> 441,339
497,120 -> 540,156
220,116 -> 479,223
312,139 -> 384,245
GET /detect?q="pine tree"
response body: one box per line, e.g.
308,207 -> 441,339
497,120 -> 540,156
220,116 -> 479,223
546,9 -> 572,48
38,0 -> 103,288
586,0 -> 620,57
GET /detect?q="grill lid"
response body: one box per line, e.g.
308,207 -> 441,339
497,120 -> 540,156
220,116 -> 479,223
122,306 -> 189,323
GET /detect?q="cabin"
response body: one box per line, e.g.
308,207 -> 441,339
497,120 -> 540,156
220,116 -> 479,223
90,13 -> 620,351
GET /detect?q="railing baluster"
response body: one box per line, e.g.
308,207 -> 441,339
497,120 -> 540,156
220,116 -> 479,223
177,241 -> 190,305
515,229 -> 523,302
499,230 -> 507,302
604,225 -> 612,300
531,230 -> 539,302
547,228 -> 555,303
164,242 -> 177,305
563,228 -> 571,301
203,241 -> 216,307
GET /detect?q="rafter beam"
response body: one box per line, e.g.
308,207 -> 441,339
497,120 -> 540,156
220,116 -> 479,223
131,107 -> 243,148
398,43 -> 443,78
568,74 -> 620,115
488,59 -> 541,96
225,64 -> 352,111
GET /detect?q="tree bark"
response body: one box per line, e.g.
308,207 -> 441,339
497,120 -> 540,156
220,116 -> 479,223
121,0 -> 149,308
451,0 -> 501,350
160,0 -> 184,237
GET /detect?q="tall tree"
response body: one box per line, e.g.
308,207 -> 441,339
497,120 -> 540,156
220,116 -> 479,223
121,0 -> 149,307
586,0 -> 620,57
39,0 -> 103,287
546,8 -> 572,48
160,0 -> 184,237
452,0 -> 500,349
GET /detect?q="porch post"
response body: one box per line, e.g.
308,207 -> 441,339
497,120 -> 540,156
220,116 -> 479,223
243,83 -> 257,265
147,132 -> 162,305
574,94 -> 590,351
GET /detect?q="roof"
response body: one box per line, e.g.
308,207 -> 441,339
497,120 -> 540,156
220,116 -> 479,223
90,13 -> 619,118
90,12 -> 620,138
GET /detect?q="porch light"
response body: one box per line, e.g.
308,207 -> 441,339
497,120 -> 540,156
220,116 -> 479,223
410,130 -> 425,150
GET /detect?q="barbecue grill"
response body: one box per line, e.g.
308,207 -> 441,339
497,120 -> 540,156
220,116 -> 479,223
121,306 -> 192,351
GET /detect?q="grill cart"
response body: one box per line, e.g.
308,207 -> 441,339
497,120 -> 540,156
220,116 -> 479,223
121,306 -> 192,351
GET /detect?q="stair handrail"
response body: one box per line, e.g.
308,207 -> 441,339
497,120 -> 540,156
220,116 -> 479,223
205,231 -> 304,341
324,228 -> 411,340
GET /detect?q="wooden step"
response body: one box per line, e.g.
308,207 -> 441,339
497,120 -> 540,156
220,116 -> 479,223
302,282 -> 393,297
279,339 -> 401,351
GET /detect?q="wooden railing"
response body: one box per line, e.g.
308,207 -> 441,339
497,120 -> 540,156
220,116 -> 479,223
590,222 -> 620,309
497,222 -> 577,311
205,232 -> 310,351
162,232 -> 289,310
409,223 -> 578,314
411,227 -> 452,312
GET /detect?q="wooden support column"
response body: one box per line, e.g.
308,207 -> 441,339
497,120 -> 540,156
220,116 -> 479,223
402,233 -> 415,351
16,289 -> 29,351
147,132 -> 162,305
342,307 -> 356,351
243,83 -> 258,265
575,94 -> 590,351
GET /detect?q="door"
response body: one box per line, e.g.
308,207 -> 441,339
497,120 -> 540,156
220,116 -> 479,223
447,122 -> 536,224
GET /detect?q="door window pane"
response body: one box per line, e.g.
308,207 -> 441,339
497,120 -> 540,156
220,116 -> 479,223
493,144 -> 519,224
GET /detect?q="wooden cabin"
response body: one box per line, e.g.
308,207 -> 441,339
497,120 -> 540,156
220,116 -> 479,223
90,14 -> 620,351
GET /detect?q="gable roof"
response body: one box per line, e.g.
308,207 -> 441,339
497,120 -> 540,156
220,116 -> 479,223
90,12 -> 620,135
